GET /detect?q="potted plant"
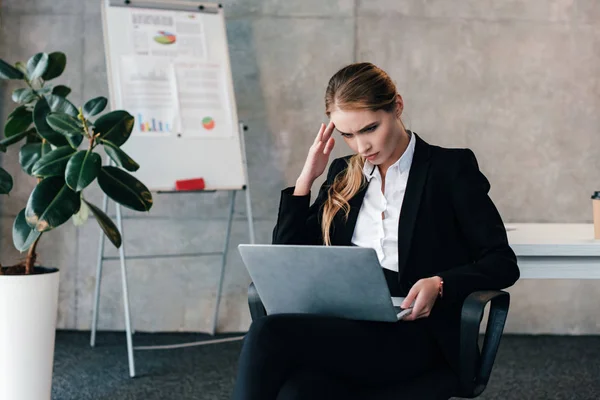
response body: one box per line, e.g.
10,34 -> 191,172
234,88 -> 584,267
0,52 -> 152,400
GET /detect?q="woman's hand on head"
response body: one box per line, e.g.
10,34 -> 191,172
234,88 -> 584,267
400,276 -> 442,321
297,121 -> 336,186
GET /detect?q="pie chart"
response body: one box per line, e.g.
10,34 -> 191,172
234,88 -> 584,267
154,31 -> 176,45
202,117 -> 215,130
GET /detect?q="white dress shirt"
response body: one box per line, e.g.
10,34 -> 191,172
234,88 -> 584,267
351,131 -> 416,272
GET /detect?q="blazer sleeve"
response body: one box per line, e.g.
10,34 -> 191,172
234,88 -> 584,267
272,158 -> 344,245
436,149 -> 520,304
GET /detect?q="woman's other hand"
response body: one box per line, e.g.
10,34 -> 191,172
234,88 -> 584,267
294,121 -> 336,195
400,276 -> 442,321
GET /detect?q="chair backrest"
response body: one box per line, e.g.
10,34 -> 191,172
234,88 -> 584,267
459,291 -> 510,397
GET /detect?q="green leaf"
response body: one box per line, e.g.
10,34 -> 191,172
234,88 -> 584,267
14,62 -> 27,76
52,85 -> 71,97
0,58 -> 24,80
12,88 -> 37,104
46,112 -> 81,134
102,139 -> 139,172
65,150 -> 101,191
0,167 -> 13,194
29,77 -> 43,89
13,209 -> 42,252
4,105 -> 32,137
31,146 -> 76,177
83,96 -> 108,119
33,97 -> 70,146
42,52 -> 66,80
0,129 -> 30,149
26,132 -> 42,144
46,112 -> 84,149
84,199 -> 122,248
41,141 -> 52,155
26,53 -> 49,81
72,197 -> 89,226
25,176 -> 80,232
67,134 -> 84,149
45,94 -> 78,117
97,166 -> 153,212
19,143 -> 44,175
94,111 -> 134,147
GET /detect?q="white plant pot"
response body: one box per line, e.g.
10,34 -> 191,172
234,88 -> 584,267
0,267 -> 60,400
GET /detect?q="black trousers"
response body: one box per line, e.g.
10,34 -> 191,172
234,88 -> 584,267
231,313 -> 444,400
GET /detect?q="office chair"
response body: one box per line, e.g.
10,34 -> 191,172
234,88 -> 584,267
247,283 -> 510,399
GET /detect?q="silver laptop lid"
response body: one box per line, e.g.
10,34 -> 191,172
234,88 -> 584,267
238,244 -> 397,322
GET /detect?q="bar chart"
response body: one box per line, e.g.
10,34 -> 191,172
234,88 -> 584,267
137,113 -> 172,133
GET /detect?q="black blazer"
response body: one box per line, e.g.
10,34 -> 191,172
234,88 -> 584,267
272,132 -> 519,373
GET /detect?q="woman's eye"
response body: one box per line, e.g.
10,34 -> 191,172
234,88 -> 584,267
365,125 -> 378,132
341,133 -> 353,138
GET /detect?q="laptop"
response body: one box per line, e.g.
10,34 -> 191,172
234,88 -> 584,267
238,244 -> 413,322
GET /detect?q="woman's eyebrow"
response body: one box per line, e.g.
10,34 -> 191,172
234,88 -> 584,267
337,121 -> 379,135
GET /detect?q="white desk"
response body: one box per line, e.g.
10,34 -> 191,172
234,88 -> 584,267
506,223 -> 600,279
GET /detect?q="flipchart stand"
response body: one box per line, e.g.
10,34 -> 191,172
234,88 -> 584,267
89,123 -> 255,378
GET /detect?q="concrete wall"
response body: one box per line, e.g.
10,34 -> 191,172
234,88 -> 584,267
1,0 -> 599,334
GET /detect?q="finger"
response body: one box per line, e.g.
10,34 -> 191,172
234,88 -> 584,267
414,310 -> 430,320
415,306 -> 430,317
402,309 -> 418,321
404,305 -> 427,321
411,293 -> 429,317
323,121 -> 335,141
322,121 -> 335,143
323,137 -> 335,155
401,287 -> 418,309
314,123 -> 326,144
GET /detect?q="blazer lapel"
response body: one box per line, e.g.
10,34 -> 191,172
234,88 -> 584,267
330,132 -> 432,254
397,133 -> 431,279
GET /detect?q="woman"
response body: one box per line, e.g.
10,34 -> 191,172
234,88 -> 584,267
232,62 -> 519,399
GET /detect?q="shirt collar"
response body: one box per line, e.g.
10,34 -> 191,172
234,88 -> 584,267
362,130 -> 416,182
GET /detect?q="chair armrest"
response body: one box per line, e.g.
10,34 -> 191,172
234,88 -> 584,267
458,290 -> 510,398
248,282 -> 267,320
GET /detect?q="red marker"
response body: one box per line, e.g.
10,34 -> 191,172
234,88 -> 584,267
175,178 -> 205,191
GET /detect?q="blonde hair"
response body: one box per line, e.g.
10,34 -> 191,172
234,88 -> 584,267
322,62 -> 399,245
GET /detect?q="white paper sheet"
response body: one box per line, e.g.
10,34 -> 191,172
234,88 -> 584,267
129,8 -> 207,59
119,9 -> 233,139
172,60 -> 231,138
119,55 -> 178,136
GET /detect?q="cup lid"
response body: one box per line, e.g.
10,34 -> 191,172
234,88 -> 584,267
592,191 -> 600,200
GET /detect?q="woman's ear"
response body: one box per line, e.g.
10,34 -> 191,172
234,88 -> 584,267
395,93 -> 404,118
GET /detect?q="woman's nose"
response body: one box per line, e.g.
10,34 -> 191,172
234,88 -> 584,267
356,138 -> 371,154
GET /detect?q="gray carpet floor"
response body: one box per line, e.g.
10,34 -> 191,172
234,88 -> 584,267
52,331 -> 600,400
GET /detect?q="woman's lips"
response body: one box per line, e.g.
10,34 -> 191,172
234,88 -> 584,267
365,152 -> 379,161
